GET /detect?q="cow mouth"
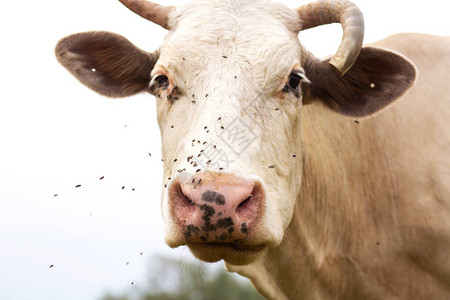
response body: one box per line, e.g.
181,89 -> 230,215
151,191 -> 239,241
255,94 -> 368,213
187,242 -> 267,265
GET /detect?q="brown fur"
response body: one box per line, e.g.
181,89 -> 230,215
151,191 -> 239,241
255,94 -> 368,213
303,47 -> 417,117
55,31 -> 158,97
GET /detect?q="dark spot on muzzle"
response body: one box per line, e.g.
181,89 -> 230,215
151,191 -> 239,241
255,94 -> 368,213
199,204 -> 215,223
201,190 -> 225,205
185,224 -> 200,239
202,222 -> 217,232
217,217 -> 234,229
241,223 -> 248,234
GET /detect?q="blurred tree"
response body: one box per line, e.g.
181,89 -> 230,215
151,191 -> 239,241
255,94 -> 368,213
101,255 -> 264,300
101,295 -> 129,300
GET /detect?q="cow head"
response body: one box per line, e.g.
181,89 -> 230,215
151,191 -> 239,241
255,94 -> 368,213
55,0 -> 416,266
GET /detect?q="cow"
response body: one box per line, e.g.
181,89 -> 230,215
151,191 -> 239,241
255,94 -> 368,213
55,0 -> 450,299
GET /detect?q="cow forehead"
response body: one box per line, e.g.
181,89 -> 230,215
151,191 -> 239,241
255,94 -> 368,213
157,0 -> 303,90
170,0 -> 301,33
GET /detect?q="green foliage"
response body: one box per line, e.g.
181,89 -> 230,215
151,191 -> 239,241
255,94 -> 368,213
101,256 -> 264,300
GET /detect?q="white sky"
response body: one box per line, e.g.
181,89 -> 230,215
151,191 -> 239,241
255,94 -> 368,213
0,0 -> 448,299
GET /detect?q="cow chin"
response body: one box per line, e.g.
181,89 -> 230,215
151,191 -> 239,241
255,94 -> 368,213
188,242 -> 267,265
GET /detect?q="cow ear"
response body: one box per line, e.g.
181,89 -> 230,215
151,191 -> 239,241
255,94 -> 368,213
303,47 -> 417,117
55,31 -> 158,98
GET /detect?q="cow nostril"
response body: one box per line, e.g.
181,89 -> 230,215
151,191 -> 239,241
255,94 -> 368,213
238,195 -> 252,209
178,185 -> 195,207
236,182 -> 263,221
185,195 -> 195,206
170,181 -> 196,220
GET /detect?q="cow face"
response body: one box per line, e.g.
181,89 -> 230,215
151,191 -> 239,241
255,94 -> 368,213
55,0 -> 416,266
152,1 -> 305,265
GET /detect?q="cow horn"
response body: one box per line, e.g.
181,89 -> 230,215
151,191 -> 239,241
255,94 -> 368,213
297,0 -> 364,75
118,0 -> 175,30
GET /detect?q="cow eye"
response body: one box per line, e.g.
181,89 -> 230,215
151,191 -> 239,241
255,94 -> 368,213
282,71 -> 310,95
288,73 -> 301,90
155,75 -> 169,88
